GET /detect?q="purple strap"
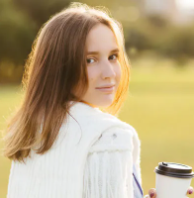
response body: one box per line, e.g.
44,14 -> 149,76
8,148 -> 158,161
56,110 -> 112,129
133,164 -> 144,197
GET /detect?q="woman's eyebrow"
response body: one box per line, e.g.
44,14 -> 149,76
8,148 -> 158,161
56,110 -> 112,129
87,48 -> 119,55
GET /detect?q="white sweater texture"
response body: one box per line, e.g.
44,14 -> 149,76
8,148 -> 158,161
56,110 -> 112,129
83,128 -> 139,198
7,101 -> 142,198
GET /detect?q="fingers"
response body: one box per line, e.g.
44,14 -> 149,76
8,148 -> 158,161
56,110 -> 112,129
187,186 -> 194,195
148,188 -> 157,198
144,193 -> 156,198
145,186 -> 193,198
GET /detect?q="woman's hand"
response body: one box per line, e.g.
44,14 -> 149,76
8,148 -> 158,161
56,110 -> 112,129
144,186 -> 194,198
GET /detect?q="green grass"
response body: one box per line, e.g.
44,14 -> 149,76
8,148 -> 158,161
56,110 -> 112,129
120,62 -> 194,195
0,85 -> 22,197
0,62 -> 194,197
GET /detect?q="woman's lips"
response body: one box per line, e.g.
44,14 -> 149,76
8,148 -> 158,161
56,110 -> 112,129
95,85 -> 115,92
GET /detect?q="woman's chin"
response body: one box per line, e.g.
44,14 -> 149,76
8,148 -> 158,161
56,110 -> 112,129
96,98 -> 114,107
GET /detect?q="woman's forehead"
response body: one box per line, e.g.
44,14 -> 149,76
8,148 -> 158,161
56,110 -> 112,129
86,24 -> 118,53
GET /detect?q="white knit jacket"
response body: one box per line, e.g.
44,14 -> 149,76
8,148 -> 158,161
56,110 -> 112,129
7,101 -> 141,198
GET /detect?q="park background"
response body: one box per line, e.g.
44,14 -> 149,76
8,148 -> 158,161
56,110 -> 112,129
0,0 -> 194,197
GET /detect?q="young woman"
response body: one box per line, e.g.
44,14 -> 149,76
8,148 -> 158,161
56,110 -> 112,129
2,2 -> 193,198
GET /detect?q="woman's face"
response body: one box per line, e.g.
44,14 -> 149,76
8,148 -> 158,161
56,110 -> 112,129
81,23 -> 121,108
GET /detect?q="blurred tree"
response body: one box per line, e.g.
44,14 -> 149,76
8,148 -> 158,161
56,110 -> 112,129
125,29 -> 151,51
0,0 -> 194,83
125,14 -> 194,64
12,0 -> 72,27
0,0 -> 36,65
158,25 -> 194,65
147,14 -> 169,28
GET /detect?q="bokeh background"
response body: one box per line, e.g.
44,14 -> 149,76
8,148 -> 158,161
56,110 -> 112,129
0,0 -> 194,197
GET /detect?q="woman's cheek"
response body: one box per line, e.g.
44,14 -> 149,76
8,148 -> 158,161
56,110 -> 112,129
87,66 -> 100,80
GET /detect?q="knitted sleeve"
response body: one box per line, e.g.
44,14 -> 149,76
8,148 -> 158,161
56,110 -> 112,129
82,127 -> 135,198
132,127 -> 142,186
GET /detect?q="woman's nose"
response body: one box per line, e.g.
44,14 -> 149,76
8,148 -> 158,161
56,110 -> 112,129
101,60 -> 116,79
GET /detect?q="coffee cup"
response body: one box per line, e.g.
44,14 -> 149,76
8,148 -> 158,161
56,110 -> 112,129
155,162 -> 194,198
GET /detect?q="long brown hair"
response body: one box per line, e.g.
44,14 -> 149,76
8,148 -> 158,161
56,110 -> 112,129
1,2 -> 130,163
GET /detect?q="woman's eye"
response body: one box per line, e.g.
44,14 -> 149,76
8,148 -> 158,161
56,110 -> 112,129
86,58 -> 95,64
87,54 -> 119,64
109,54 -> 118,60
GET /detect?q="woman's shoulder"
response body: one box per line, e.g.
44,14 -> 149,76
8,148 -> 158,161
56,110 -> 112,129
99,111 -> 138,136
66,101 -> 139,144
68,101 -> 135,129
89,125 -> 134,153
68,109 -> 136,137
85,111 -> 138,153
